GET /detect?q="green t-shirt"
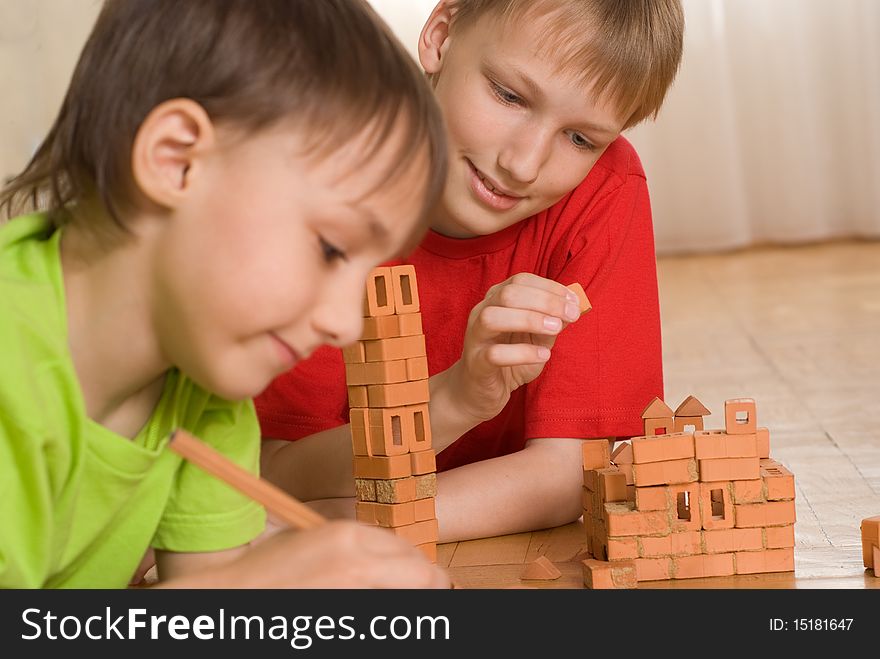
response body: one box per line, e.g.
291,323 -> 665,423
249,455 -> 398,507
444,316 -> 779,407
0,213 -> 266,588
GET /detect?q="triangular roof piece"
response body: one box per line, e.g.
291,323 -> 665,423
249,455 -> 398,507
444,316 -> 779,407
611,442 -> 633,465
674,395 -> 711,417
641,397 -> 674,419
520,556 -> 562,580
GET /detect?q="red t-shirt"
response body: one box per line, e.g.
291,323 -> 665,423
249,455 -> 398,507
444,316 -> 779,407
255,135 -> 663,471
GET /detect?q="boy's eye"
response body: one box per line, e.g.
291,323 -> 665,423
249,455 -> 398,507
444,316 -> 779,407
490,81 -> 523,106
567,130 -> 596,152
319,236 -> 347,263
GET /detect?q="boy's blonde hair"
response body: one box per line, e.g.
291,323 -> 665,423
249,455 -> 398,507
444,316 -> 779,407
447,0 -> 684,129
1,0 -> 447,236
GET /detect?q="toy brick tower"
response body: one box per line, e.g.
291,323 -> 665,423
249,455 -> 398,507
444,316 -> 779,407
343,266 -> 439,562
582,396 -> 797,587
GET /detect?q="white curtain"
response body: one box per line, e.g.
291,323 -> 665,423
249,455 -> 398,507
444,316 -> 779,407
3,0 -> 879,255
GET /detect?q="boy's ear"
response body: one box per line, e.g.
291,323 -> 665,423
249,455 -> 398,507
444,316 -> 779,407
419,1 -> 454,74
131,98 -> 215,209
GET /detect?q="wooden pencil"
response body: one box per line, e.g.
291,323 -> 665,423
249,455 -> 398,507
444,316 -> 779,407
167,428 -> 326,530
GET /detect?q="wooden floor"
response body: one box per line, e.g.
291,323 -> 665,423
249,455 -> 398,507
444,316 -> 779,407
441,240 -> 880,589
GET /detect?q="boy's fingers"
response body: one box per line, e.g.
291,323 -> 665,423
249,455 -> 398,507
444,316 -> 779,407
474,305 -> 565,337
505,272 -> 579,300
484,342 -> 553,367
491,284 -> 581,322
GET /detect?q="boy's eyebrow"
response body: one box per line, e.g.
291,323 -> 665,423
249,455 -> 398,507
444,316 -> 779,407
492,62 -> 618,136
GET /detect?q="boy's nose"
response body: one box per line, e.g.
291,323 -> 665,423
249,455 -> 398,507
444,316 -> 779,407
497,128 -> 552,185
313,284 -> 365,349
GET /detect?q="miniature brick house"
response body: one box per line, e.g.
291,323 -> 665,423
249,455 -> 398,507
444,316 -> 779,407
345,266 -> 439,562
581,396 -> 796,587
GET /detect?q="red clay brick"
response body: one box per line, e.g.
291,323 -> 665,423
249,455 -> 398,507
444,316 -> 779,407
735,500 -> 797,528
632,431 -> 695,464
632,458 -> 698,486
606,537 -> 639,561
410,449 -> 436,475
640,531 -> 701,558
611,562 -> 638,588
635,486 -> 669,512
405,356 -> 429,381
731,479 -> 764,504
353,454 -> 412,480
735,548 -> 794,574
363,334 -> 426,363
862,516 -> 880,545
598,468 -> 628,502
347,385 -> 369,408
356,501 -> 415,528
619,463 -> 634,486
756,427 -> 770,458
413,497 -> 436,522
760,459 -> 795,500
360,314 -> 400,340
345,359 -> 409,386
863,541 -> 875,569
583,439 -> 612,470
724,398 -> 757,435
390,519 -> 439,545
634,557 -> 671,581
604,502 -> 671,537
342,341 -> 366,364
703,528 -> 763,554
700,482 -> 734,531
693,430 -> 758,459
397,313 -> 423,337
390,265 -> 420,314
674,553 -> 734,579
611,441 -> 633,465
699,457 -> 760,482
764,525 -> 795,549
668,483 -> 702,533
350,408 -> 372,456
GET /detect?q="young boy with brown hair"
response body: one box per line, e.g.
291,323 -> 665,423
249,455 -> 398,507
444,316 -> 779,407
258,0 -> 684,542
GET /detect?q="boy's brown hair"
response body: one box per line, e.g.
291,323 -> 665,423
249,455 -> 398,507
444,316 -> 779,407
1,0 -> 447,235
446,0 -> 685,129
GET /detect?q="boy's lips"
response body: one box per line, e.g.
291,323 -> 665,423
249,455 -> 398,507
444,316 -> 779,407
271,333 -> 302,369
465,159 -> 524,211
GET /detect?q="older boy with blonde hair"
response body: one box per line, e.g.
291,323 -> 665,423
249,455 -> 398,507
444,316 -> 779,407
258,0 -> 684,542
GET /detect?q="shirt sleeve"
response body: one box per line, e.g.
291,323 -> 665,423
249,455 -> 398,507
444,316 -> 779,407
523,172 -> 664,440
151,397 -> 267,552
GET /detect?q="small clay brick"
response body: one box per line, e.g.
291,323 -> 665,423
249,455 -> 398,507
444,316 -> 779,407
356,501 -> 416,528
673,415 -> 704,433
364,267 -> 395,317
355,478 -> 377,502
521,556 -> 562,580
598,468 -> 628,502
693,430 -> 758,459
611,441 -> 633,465
735,548 -> 794,574
634,557 -> 671,582
734,500 -> 797,528
354,454 -> 412,480
699,457 -> 760,482
345,359 -> 409,386
699,482 -> 734,531
416,542 -> 437,563
703,528 -> 763,554
862,516 -> 880,545
760,459 -> 795,500
367,379 -> 430,408
582,487 -> 593,515
731,479 -> 764,504
413,497 -> 436,522
581,559 -> 613,589
611,562 -> 637,588
583,468 -> 599,492
606,537 -> 639,561
764,525 -> 795,549
756,427 -> 771,458
582,439 -> 611,470
347,385 -> 369,408
405,356 -> 429,381
863,541 -> 875,569
374,477 -> 417,504
635,486 -> 669,512
619,463 -> 634,486
414,473 -> 437,499
565,282 -> 592,315
873,545 -> 879,574
397,313 -> 423,337
582,514 -> 594,555
674,553 -> 735,579
632,431 -> 695,464
640,531 -> 701,558
632,458 -> 698,487
360,315 -> 400,341
724,398 -> 757,435
604,502 -> 671,537
391,519 -> 439,545
626,485 -> 636,502
367,407 -> 410,456
668,483 -> 702,533
391,265 -> 420,314
342,341 -> 366,364
363,334 -> 427,363
410,449 -> 437,475
350,408 -> 372,457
